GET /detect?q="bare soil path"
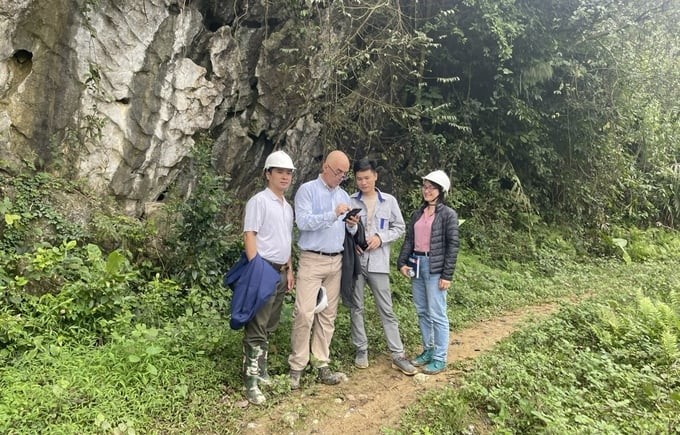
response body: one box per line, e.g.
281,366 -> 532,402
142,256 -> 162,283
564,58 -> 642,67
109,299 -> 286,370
241,302 -> 563,434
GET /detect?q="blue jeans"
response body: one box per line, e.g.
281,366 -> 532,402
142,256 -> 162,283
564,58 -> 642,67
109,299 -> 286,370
411,256 -> 449,362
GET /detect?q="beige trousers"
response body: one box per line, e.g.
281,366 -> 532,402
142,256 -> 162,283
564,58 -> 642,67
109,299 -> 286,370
288,251 -> 342,371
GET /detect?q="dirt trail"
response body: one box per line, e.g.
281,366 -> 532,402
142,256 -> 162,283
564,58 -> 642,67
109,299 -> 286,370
242,303 -> 561,434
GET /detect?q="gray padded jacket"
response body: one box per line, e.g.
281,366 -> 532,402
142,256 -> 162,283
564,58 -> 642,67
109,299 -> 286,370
397,202 -> 459,281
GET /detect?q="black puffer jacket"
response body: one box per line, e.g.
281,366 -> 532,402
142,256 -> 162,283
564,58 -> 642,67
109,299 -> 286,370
397,203 -> 459,281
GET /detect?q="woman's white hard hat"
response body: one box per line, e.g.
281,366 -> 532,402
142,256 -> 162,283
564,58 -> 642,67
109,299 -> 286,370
422,170 -> 450,193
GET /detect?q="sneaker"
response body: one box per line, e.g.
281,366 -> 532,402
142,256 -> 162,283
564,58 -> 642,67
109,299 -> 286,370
411,348 -> 433,367
391,356 -> 417,375
289,369 -> 303,390
354,350 -> 369,369
423,359 -> 446,375
317,366 -> 342,385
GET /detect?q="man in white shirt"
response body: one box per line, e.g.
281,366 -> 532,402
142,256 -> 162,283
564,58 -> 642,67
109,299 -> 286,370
242,150 -> 296,405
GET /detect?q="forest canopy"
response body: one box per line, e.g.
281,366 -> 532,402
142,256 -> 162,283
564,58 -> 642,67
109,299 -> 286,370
303,0 -> 679,231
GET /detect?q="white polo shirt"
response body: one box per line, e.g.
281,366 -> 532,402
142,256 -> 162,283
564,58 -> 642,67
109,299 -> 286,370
243,187 -> 294,264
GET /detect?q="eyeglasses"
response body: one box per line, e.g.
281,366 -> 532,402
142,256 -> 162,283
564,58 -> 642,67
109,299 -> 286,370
326,164 -> 348,180
422,184 -> 438,192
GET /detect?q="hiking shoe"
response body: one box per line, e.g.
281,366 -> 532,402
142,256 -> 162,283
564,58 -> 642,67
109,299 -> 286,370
354,350 -> 369,369
423,359 -> 446,375
317,366 -> 342,385
411,348 -> 434,367
391,356 -> 417,375
289,369 -> 303,390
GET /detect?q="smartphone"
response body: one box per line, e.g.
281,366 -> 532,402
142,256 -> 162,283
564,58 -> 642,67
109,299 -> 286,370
343,208 -> 362,221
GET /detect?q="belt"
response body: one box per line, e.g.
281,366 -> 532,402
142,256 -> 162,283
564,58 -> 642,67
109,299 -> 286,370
305,250 -> 342,257
265,260 -> 288,272
413,251 -> 430,257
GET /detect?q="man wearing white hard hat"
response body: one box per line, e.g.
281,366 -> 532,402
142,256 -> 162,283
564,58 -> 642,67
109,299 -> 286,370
240,150 -> 296,405
397,170 -> 459,375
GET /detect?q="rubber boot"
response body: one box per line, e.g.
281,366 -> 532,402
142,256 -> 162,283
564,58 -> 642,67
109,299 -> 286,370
243,345 -> 266,405
257,341 -> 272,386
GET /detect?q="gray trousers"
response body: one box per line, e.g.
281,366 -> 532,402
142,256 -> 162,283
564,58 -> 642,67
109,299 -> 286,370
349,267 -> 405,358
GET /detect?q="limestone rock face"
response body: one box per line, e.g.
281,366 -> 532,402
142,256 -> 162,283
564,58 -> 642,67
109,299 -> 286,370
0,0 -> 336,215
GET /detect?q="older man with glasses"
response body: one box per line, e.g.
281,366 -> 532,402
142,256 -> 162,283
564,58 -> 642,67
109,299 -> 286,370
288,150 -> 359,389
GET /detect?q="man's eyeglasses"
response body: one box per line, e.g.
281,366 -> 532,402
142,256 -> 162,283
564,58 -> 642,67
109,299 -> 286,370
327,164 -> 348,180
422,184 -> 438,192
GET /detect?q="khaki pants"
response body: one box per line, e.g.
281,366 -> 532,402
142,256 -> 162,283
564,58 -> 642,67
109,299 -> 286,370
288,251 -> 342,371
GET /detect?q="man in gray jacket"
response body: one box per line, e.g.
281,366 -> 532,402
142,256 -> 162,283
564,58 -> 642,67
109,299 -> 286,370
349,159 -> 417,375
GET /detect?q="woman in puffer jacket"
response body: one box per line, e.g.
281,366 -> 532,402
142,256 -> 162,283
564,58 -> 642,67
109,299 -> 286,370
397,170 -> 459,375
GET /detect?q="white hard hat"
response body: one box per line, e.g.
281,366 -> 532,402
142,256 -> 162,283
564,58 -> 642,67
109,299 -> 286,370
313,286 -> 328,314
264,150 -> 296,170
422,170 -> 450,193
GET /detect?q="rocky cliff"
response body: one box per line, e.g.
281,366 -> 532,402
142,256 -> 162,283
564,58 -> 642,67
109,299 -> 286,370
0,0 -> 355,216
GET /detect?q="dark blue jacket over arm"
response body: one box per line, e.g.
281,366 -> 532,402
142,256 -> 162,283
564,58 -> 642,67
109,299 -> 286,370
224,252 -> 280,330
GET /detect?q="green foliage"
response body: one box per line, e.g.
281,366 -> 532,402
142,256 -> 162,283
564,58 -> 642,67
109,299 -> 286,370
271,0 -> 436,185
0,170 -> 158,264
88,211 -> 157,264
0,324 -> 239,434
349,0 -> 680,234
1,202 -> 679,434
161,134 -> 239,292
393,388 -> 472,435
0,172 -> 86,250
398,254 -> 680,434
134,275 -> 184,327
2,0 -> 680,431
605,225 -> 680,263
0,241 -> 139,357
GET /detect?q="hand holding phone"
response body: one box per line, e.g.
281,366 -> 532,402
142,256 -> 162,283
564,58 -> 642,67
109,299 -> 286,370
407,255 -> 420,278
343,208 -> 362,221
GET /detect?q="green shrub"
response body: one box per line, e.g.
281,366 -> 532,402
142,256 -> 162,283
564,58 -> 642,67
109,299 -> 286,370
0,241 -> 139,355
160,135 -> 239,293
